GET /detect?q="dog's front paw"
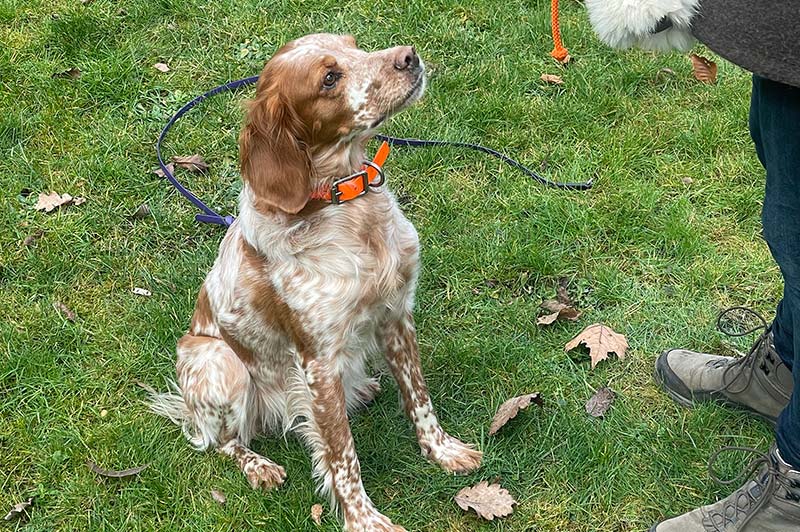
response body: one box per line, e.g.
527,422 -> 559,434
346,510 -> 406,532
422,432 -> 482,475
243,457 -> 286,490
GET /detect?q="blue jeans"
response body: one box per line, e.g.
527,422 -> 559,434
750,75 -> 800,468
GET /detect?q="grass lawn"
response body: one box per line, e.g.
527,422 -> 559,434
0,0 -> 780,530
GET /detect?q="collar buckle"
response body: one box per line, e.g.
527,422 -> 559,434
330,169 -> 370,205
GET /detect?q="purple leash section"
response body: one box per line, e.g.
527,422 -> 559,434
156,76 -> 593,227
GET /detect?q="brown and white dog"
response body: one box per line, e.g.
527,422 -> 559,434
152,34 -> 482,531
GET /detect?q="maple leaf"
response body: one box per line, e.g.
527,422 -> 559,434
489,393 -> 543,436
564,323 -> 628,369
537,299 -> 581,326
153,62 -> 170,73
4,497 -> 34,522
540,73 -> 564,85
689,53 -> 717,84
34,192 -> 86,213
310,503 -> 323,526
585,386 -> 616,417
172,154 -> 209,173
455,481 -> 516,520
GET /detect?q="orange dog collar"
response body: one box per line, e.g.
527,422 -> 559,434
311,141 -> 391,204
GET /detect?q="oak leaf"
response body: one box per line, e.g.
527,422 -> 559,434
455,481 -> 516,520
34,192 -> 85,213
172,154 -> 209,173
565,323 -> 628,369
311,503 -> 323,525
540,73 -> 564,85
4,497 -> 34,522
689,54 -> 717,84
585,387 -> 616,417
489,393 -> 543,436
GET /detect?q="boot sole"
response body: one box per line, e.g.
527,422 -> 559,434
653,353 -> 778,427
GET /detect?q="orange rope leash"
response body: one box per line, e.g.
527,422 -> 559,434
550,0 -> 570,62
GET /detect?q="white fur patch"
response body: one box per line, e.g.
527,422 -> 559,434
585,0 -> 699,51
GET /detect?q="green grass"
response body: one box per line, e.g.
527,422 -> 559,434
0,0 -> 779,530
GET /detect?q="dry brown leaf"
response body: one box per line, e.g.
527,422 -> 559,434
489,393 -> 543,435
689,53 -> 717,84
311,503 -> 323,526
153,162 -> 175,178
586,387 -> 616,417
455,481 -> 516,520
540,73 -> 564,85
555,53 -> 571,65
211,489 -> 226,505
53,67 -> 82,79
153,62 -> 170,73
172,154 -> 209,173
87,461 -> 150,478
53,301 -> 76,322
4,497 -> 34,522
22,229 -> 45,247
565,323 -> 629,369
129,204 -> 151,220
34,191 -> 85,213
537,299 -> 581,326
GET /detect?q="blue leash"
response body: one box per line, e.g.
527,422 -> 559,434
156,76 -> 593,227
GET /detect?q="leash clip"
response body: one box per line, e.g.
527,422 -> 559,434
363,160 -> 385,189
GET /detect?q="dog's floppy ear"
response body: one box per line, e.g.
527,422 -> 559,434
239,89 -> 313,214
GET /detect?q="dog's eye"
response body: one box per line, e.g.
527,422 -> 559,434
322,71 -> 339,90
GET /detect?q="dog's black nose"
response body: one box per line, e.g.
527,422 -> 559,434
393,46 -> 420,71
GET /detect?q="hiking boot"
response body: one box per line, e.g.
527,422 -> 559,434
650,444 -> 800,531
655,323 -> 793,424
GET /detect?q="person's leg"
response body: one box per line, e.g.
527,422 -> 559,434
650,75 -> 800,531
754,74 -> 800,469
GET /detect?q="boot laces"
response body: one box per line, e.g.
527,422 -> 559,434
705,446 -> 795,531
714,307 -> 771,395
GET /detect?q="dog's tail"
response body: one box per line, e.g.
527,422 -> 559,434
142,381 -> 209,449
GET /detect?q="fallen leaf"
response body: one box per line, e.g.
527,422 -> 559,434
586,386 -> 616,417
153,162 -> 175,178
681,176 -> 693,185
53,301 -> 76,322
689,53 -> 717,84
311,503 -> 323,525
153,62 -> 170,73
87,461 -> 150,478
565,323 -> 629,369
455,481 -> 516,520
132,287 -> 152,297
129,204 -> 151,220
537,299 -> 581,326
34,191 -> 85,213
22,229 -> 44,247
211,490 -> 226,505
489,393 -> 543,436
556,283 -> 572,305
172,154 -> 209,173
4,497 -> 34,522
52,67 -> 82,79
540,73 -> 564,85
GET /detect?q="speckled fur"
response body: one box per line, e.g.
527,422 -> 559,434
150,33 -> 481,531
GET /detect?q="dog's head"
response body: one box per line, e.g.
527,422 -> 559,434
240,33 -> 426,214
